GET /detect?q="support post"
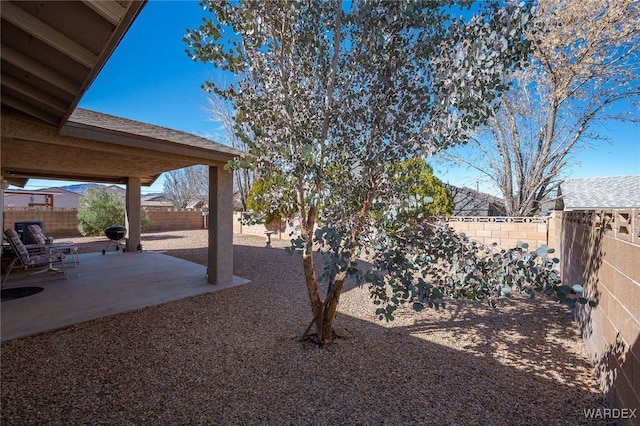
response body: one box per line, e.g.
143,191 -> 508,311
1,178 -> 6,235
125,177 -> 141,253
208,165 -> 233,285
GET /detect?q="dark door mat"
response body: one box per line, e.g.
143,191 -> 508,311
1,286 -> 44,301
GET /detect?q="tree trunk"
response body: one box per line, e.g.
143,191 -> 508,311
320,270 -> 348,341
302,248 -> 324,340
305,190 -> 373,344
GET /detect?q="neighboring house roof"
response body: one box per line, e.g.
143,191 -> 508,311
5,187 -> 178,209
4,189 -> 62,196
41,187 -> 82,196
141,194 -> 174,208
445,184 -> 506,216
143,195 -> 170,202
557,176 -> 640,210
105,184 -> 126,196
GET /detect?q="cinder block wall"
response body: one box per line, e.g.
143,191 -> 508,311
3,207 -> 207,237
3,208 -> 80,238
232,213 -> 560,251
145,209 -> 205,232
231,213 -> 560,249
447,215 -> 557,250
559,210 -> 639,421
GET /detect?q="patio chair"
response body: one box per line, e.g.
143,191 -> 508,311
27,224 -> 79,266
2,229 -> 67,286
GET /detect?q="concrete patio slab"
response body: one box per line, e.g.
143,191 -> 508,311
1,251 -> 250,342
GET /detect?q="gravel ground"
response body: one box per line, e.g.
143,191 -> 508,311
1,230 -> 610,425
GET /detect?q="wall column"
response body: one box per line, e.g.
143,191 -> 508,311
1,178 -> 6,233
125,177 -> 141,252
208,165 -> 233,285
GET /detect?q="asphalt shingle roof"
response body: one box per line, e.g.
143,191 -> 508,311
444,184 -> 506,216
559,176 -> 640,210
69,108 -> 242,158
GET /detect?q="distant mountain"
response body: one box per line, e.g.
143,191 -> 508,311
58,183 -> 103,195
57,184 -> 165,198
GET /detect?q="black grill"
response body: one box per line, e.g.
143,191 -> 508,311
102,225 -> 126,254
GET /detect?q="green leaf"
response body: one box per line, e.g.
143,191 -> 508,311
412,302 -> 424,312
558,285 -> 572,295
535,245 -> 548,256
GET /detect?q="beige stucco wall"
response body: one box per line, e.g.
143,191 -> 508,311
558,210 -> 639,422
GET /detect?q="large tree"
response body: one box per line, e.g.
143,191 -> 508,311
163,165 -> 209,208
440,0 -> 640,216
186,0 -> 585,344
204,95 -> 254,211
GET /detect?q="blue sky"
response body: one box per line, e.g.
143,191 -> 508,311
25,0 -> 640,195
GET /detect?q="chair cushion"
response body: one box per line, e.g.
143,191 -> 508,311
27,224 -> 47,245
27,253 -> 64,266
5,229 -> 29,259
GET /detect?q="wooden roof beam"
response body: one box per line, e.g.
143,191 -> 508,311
82,0 -> 127,26
2,2 -> 99,68
1,93 -> 59,126
1,73 -> 68,114
1,44 -> 80,95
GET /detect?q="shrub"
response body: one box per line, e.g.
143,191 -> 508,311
246,173 -> 298,224
77,187 -> 150,236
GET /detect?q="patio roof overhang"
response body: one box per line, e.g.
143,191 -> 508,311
1,108 -> 241,187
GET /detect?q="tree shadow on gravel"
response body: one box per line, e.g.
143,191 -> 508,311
167,242 -> 604,395
0,292 -> 611,426
388,296 -> 598,394
1,240 -> 611,425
